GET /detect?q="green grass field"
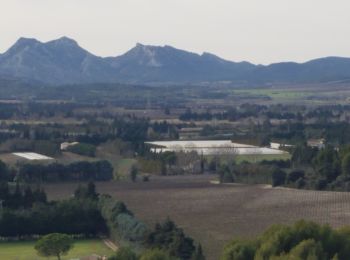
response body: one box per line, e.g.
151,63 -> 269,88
235,153 -> 291,163
0,239 -> 113,260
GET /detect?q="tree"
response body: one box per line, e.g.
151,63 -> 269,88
130,165 -> 138,182
35,233 -> 74,260
312,146 -> 340,181
271,167 -> 286,187
0,160 -> 10,182
87,181 -> 98,199
342,153 -> 350,176
191,244 -> 205,260
291,145 -> 317,167
219,165 -> 234,183
74,182 -> 99,200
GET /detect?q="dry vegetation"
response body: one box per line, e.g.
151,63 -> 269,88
43,175 -> 350,260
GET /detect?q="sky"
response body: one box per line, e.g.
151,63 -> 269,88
1,0 -> 350,65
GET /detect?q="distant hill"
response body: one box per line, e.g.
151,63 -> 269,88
0,37 -> 118,85
1,37 -> 350,85
106,43 -> 255,83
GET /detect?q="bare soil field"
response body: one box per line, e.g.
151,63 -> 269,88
43,175 -> 350,260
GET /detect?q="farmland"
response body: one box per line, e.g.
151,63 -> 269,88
0,239 -> 112,260
3,81 -> 350,259
43,175 -> 350,260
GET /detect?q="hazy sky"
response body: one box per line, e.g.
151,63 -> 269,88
1,0 -> 350,64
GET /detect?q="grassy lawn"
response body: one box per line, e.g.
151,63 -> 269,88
0,239 -> 113,260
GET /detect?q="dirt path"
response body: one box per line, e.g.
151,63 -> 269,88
103,239 -> 118,252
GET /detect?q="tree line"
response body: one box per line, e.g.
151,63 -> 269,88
18,160 -> 113,182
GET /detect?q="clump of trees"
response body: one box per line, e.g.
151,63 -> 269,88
145,219 -> 201,260
217,144 -> 350,192
18,160 -> 113,182
107,218 -> 205,260
218,163 -> 287,187
99,195 -> 148,244
222,220 -> 350,260
287,144 -> 350,191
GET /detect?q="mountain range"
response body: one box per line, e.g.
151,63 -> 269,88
1,36 -> 350,85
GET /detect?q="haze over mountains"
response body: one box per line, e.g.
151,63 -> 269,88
1,36 -> 350,86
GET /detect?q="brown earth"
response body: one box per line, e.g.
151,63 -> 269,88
43,175 -> 350,260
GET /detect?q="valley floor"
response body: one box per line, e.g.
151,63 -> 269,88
44,175 -> 350,260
